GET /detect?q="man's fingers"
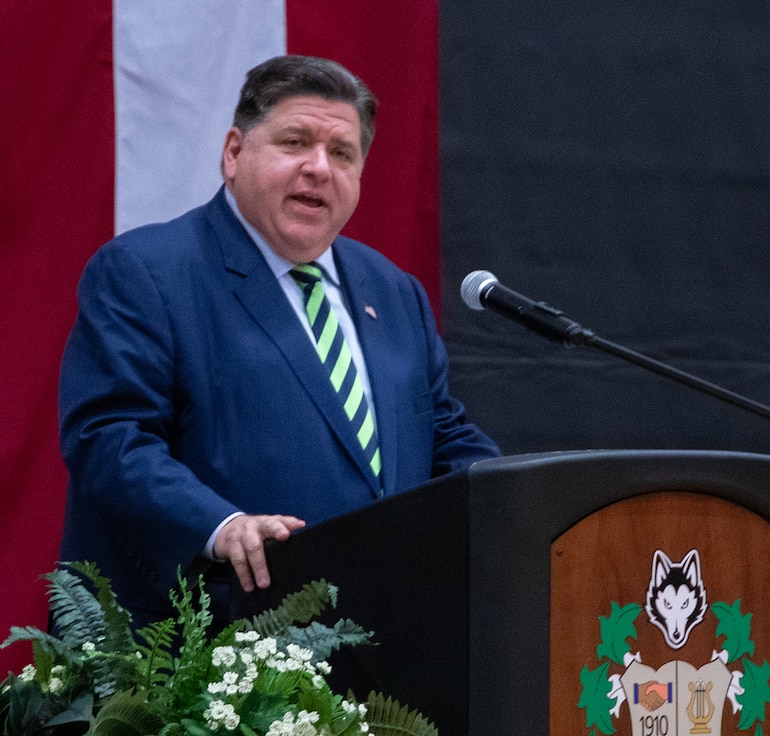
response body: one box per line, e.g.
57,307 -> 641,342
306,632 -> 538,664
213,514 -> 306,591
230,555 -> 259,593
263,515 -> 307,539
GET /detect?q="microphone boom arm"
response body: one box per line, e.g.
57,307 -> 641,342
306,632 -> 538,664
462,270 -> 770,421
583,332 -> 770,421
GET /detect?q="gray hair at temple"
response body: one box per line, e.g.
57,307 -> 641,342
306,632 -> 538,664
232,55 -> 378,157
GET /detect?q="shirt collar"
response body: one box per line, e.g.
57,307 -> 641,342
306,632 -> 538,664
224,187 -> 340,286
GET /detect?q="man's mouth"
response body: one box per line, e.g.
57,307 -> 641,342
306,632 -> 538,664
291,193 -> 326,208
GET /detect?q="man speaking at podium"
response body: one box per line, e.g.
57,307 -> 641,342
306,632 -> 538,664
58,55 -> 499,629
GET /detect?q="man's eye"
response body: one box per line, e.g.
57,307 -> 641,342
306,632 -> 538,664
283,138 -> 304,148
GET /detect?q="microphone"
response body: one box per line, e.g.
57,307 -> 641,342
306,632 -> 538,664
461,270 -> 593,347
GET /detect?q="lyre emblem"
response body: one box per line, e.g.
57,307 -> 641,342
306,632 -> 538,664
686,678 -> 714,734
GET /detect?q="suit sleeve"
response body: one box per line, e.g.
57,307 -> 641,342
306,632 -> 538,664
408,275 -> 501,475
59,241 -> 240,594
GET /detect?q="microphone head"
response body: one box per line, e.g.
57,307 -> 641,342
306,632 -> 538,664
461,270 -> 499,310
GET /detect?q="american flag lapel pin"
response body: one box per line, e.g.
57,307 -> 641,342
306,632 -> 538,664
364,305 -> 378,319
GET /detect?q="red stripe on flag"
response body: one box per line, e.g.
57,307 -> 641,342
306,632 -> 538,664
286,0 -> 441,313
0,1 -> 114,674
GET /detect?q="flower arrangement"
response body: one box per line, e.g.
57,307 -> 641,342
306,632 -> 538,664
0,562 -> 437,736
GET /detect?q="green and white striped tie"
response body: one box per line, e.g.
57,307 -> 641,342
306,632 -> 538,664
290,262 -> 382,484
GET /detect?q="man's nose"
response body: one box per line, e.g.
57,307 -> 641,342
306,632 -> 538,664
301,145 -> 332,178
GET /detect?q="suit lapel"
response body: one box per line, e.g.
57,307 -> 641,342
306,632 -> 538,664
206,193 -> 383,496
334,247 -> 398,494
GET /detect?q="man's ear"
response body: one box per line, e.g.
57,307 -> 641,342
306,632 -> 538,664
222,127 -> 244,183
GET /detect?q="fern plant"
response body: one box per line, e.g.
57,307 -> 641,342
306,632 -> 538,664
0,563 -> 439,736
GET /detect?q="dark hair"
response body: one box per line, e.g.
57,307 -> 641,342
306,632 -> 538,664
233,55 -> 378,156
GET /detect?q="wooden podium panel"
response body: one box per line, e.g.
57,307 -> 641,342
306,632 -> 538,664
551,492 -> 770,735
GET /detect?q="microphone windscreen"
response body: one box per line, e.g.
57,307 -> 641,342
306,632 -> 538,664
460,270 -> 498,310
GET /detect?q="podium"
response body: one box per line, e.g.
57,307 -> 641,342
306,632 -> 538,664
232,450 -> 770,736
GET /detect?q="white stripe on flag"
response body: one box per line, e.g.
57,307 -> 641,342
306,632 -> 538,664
113,0 -> 286,234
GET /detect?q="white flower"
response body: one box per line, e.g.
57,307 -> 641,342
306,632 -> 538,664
19,665 -> 36,682
81,641 -> 96,653
253,637 -> 278,659
48,677 -> 64,694
266,710 -> 320,736
222,671 -> 239,685
223,713 -> 241,731
237,678 -> 253,694
204,700 -> 240,732
287,644 -> 313,662
235,630 -> 259,643
359,723 -> 370,733
239,649 -> 254,665
212,646 -> 237,668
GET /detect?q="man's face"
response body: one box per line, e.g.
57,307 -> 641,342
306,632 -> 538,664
222,95 -> 364,263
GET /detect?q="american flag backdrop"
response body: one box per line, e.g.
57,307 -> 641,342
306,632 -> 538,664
0,0 -> 438,674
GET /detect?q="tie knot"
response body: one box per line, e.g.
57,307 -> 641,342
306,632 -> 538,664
290,262 -> 323,286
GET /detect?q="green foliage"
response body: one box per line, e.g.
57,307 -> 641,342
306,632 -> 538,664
134,618 -> 177,691
2,563 -> 142,705
737,659 -> 770,730
596,602 -> 641,665
246,580 -> 338,638
90,690 -> 165,736
159,576 -> 213,715
712,599 -> 755,662
46,562 -> 133,656
1,566 -> 435,736
364,692 -> 439,736
284,619 -> 374,662
0,673 -> 94,736
578,662 -> 615,735
3,627 -> 75,669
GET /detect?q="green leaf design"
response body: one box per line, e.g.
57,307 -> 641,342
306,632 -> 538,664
578,661 -> 615,735
596,602 -> 642,665
737,659 -> 770,730
712,599 -> 755,662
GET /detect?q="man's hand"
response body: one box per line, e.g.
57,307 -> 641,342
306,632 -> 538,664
213,514 -> 306,592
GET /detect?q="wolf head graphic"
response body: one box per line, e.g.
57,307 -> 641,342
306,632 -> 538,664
644,549 -> 707,649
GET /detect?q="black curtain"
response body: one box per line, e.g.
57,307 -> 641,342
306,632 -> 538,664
440,1 -> 770,455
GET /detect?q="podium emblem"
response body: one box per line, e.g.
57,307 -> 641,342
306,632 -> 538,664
577,548 -> 770,735
645,549 -> 707,650
621,660 -> 731,736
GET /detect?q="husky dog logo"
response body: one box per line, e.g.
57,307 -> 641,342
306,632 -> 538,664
579,549 -> 770,736
645,549 -> 707,649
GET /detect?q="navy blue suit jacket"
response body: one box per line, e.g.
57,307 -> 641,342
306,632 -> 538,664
59,187 -> 499,620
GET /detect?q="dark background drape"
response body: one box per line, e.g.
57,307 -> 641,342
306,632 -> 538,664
440,2 -> 770,455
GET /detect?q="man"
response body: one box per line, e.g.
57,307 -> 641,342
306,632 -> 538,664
58,55 -> 499,628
